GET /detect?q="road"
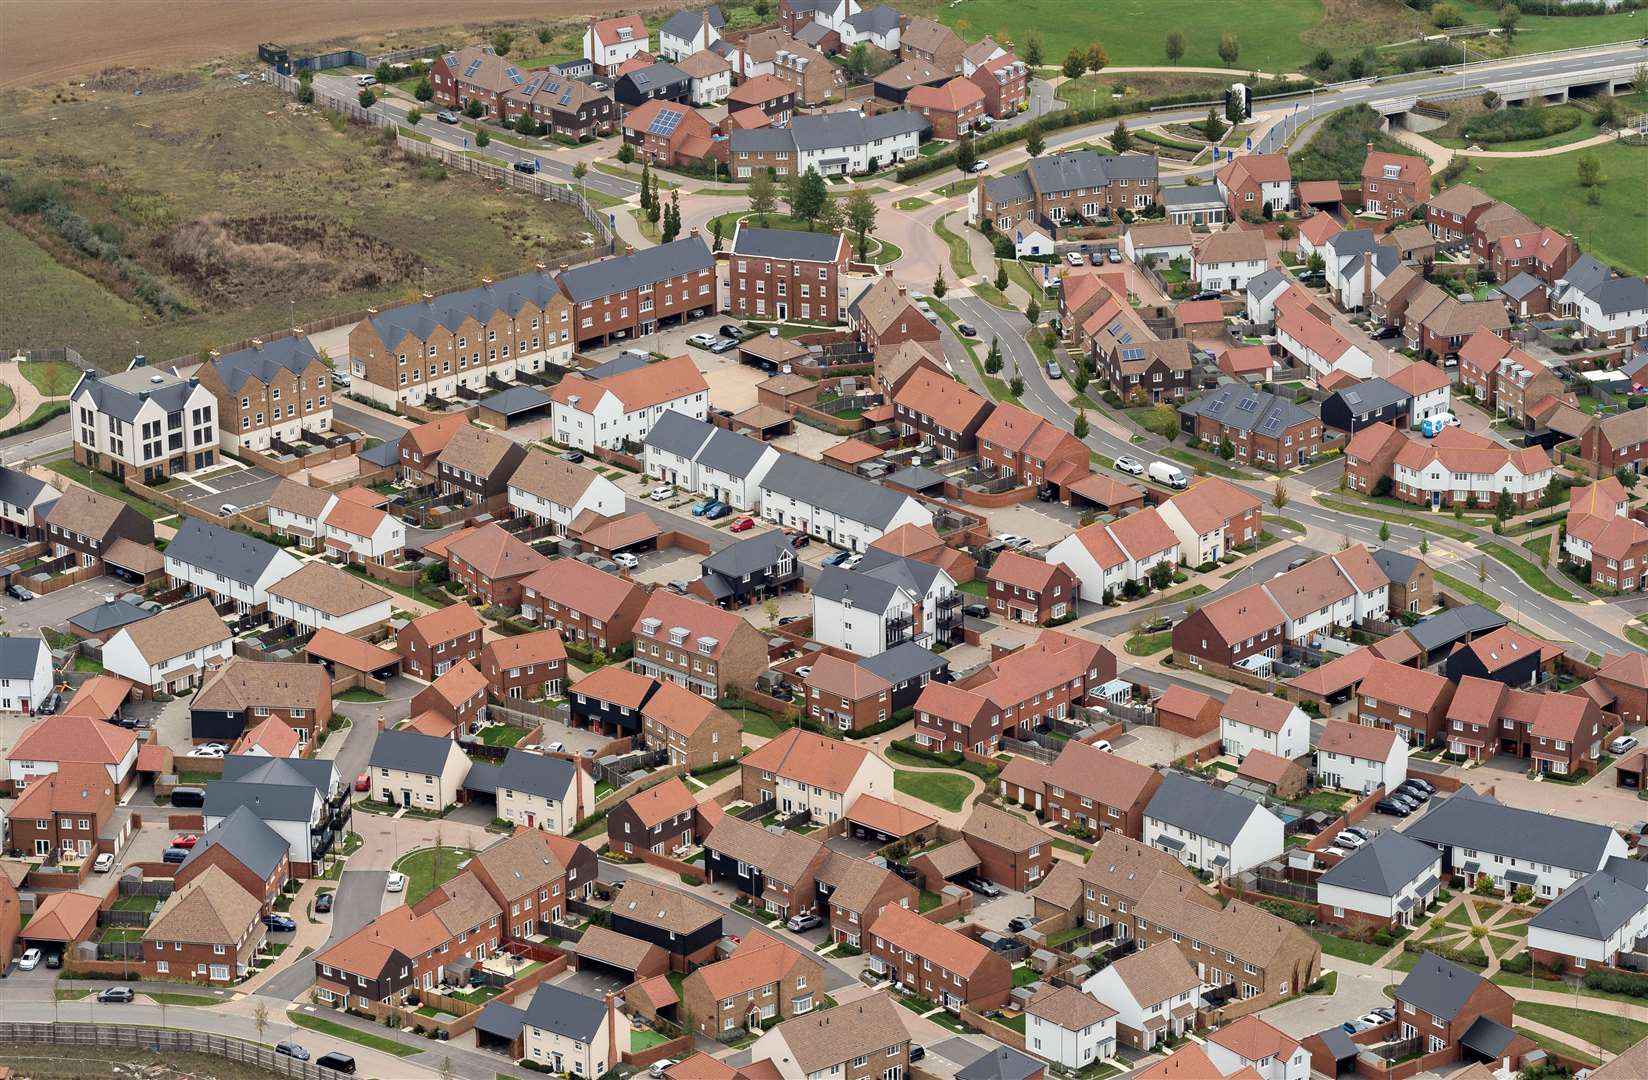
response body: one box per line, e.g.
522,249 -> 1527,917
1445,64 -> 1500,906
333,401 -> 409,444
256,869 -> 388,1003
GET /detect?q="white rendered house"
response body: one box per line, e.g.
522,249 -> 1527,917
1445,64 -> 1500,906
811,552 -> 957,657
1143,774 -> 1283,877
0,636 -> 54,714
102,600 -> 233,697
1318,830 -> 1442,931
758,453 -> 933,553
548,355 -> 709,453
507,449 -> 627,534
1023,987 -> 1118,1070
643,412 -> 779,512
1219,687 -> 1310,762
1315,721 -> 1408,795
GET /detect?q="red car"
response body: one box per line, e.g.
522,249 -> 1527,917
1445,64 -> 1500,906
171,834 -> 199,848
730,516 -> 754,533
354,773 -> 370,792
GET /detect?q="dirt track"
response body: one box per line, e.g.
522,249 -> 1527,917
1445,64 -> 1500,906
0,0 -> 687,89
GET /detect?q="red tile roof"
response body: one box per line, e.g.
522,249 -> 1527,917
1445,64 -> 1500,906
1316,719 -> 1401,761
869,901 -> 995,978
739,728 -> 873,794
1220,686 -> 1297,733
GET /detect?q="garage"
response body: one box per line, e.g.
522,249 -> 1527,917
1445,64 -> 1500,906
570,924 -> 669,985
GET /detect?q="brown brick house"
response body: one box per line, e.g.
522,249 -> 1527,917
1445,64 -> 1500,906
1355,657 -> 1456,747
640,679 -> 740,769
968,52 -> 1027,119
1579,407 -> 1648,477
407,660 -> 488,739
467,828 -> 581,938
726,75 -> 796,123
503,73 -> 615,141
1237,749 -> 1308,799
1343,422 -> 1407,497
199,336 -> 333,455
986,551 -> 1079,625
142,865 -> 265,985
398,415 -> 468,482
976,401 -> 1090,494
899,17 -> 966,73
1371,548 -> 1435,615
480,629 -> 567,701
630,589 -> 770,699
816,850 -> 917,947
519,557 -> 647,651
849,272 -> 941,357
1401,283 -> 1510,358
1488,227 -> 1577,287
436,427 -> 528,511
396,605 -> 485,680
1425,183 -> 1497,242
867,903 -> 1011,1010
1445,675 -> 1603,776
972,149 -> 1160,231
191,658 -> 333,752
682,928 -> 825,1036
4,762 -> 118,861
444,523 -> 550,609
1040,739 -> 1162,841
1178,384 -> 1322,470
622,99 -> 718,167
1596,652 -> 1648,728
914,630 -> 1115,754
904,76 -> 985,139
174,805 -> 291,913
42,485 -> 155,569
962,803 -> 1052,891
747,996 -> 911,1080
430,45 -> 530,117
1361,150 -> 1431,219
728,223 -> 850,325
890,365 -> 993,460
1392,953 -> 1525,1065
1171,581 -> 1288,675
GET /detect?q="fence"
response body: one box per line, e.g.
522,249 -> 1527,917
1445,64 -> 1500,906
3,347 -> 83,365
0,1023 -> 359,1080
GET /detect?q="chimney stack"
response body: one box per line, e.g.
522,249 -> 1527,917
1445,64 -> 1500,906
690,227 -> 700,239
560,263 -> 570,274
481,277 -> 494,287
208,349 -> 222,361
536,261 -> 548,272
251,338 -> 264,351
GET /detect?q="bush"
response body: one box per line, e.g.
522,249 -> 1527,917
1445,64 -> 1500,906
1372,929 -> 1396,947
1584,969 -> 1648,999
1460,105 -> 1581,145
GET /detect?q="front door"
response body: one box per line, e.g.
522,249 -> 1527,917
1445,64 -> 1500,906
401,789 -> 412,807
777,302 -> 788,320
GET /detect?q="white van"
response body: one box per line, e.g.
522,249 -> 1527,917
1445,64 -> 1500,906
1147,461 -> 1188,489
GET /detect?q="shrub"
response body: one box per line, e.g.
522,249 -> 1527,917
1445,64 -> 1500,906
1372,929 -> 1396,947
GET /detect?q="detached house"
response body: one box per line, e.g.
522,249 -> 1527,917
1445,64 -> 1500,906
640,678 -> 740,769
491,748 -> 593,835
1024,985 -> 1118,1072
549,353 -> 709,452
1144,773 -> 1283,877
367,728 -> 471,811
481,630 -> 567,702
696,531 -> 801,608
849,272 -> 942,357
1084,943 -> 1201,1051
1361,150 -> 1431,219
1219,687 -> 1309,762
396,604 -> 485,680
682,928 -> 825,1037
141,865 -> 265,985
174,805 -> 291,912
1047,508 -> 1181,599
584,14 -> 651,75
443,523 -> 550,609
739,727 -> 893,824
1157,477 -> 1263,567
1315,720 -> 1409,794
1550,253 -> 1648,347
1319,830 -> 1442,933
986,551 -> 1078,625
1191,229 -> 1268,293
191,658 -> 331,752
1215,154 -> 1293,218
747,997 -> 911,1080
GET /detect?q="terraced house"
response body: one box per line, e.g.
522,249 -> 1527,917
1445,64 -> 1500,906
345,268 -> 573,410
867,902 -> 1012,1010
970,149 -> 1159,230
556,235 -> 717,349
630,589 -> 769,699
200,336 -> 333,454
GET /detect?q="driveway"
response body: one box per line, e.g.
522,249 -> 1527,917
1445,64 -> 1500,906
169,462 -> 283,513
257,869 -> 388,1002
1,575 -> 131,635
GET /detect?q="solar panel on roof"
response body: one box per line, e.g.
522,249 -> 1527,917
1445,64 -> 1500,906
1120,347 -> 1146,361
464,58 -> 484,77
1344,391 -> 1361,405
560,90 -> 575,106
1236,398 -> 1259,412
523,79 -> 542,96
445,52 -> 459,67
649,108 -> 684,137
1262,414 -> 1284,433
506,66 -> 524,85
1117,332 -> 1133,344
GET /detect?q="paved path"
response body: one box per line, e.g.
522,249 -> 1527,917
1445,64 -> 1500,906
256,869 -> 388,1003
1515,1016 -> 1612,1061
1391,125 -> 1620,168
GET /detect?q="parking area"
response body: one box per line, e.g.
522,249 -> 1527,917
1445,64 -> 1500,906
0,575 -> 129,635
169,462 -> 283,513
1110,725 -> 1219,769
985,501 -> 1086,550
500,708 -> 612,758
550,966 -> 630,999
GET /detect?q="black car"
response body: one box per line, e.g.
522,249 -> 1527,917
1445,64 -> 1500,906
1372,325 -> 1402,340
1396,784 -> 1431,803
909,1045 -> 926,1063
44,952 -> 62,969
957,322 -> 977,337
1191,290 -> 1221,302
962,603 -> 990,620
96,986 -> 135,1003
262,914 -> 298,932
316,1052 -> 357,1074
719,324 -> 744,340
512,158 -> 540,174
1007,916 -> 1034,933
6,583 -> 33,602
315,892 -> 334,913
161,846 -> 190,863
1375,798 -> 1412,817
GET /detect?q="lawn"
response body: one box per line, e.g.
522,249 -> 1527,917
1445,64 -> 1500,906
44,458 -> 170,521
958,579 -> 989,597
1435,571 -> 1501,613
144,991 -> 221,1006
286,1011 -> 420,1057
335,687 -> 386,703
391,846 -> 478,905
894,770 -> 973,813
934,213 -> 976,281
0,383 -> 12,423
480,723 -> 532,747
111,894 -> 160,913
1513,1003 -> 1648,1054
1514,1026 -> 1603,1069
632,1029 -> 671,1051
1458,141 -> 1648,277
1313,497 -> 1476,542
727,706 -> 787,739
894,196 -> 930,210
1308,930 -> 1387,966
1124,630 -> 1172,656
19,360 -> 81,397
1012,966 -> 1040,988
1521,533 -> 1551,561
1480,543 -> 1577,602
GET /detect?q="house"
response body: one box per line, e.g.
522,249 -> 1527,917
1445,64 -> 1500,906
557,236 -> 717,350
1206,1016 -> 1309,1080
961,802 -> 1053,891
1322,378 -> 1409,435
174,804 -> 291,912
868,902 -> 1012,1010
164,518 -> 301,614
1527,858 -> 1648,972
1319,830 -> 1443,933
696,531 -> 801,608
777,0 -> 861,36
1094,337 -> 1195,407
849,272 -> 942,358
644,412 -> 780,512
501,72 -> 615,141
467,828 -> 585,938
397,605 -> 483,680
1402,282 -> 1510,358
102,599 -> 232,698
519,558 -> 646,650
70,364 -> 219,482
1035,738 -> 1163,840
584,14 -> 651,75
759,452 -> 934,553
1362,150 -> 1431,219
1238,750 -> 1308,800
986,551 -> 1079,625
704,812 -> 832,922
191,658 -> 331,752
1024,985 -> 1117,1071
267,481 -> 405,565
1442,625 -> 1556,689
264,561 -> 393,639
1393,953 -> 1526,1067
609,878 -> 723,968
1425,183 -> 1497,242
1372,548 -> 1435,616
1390,428 -> 1554,511
728,110 -> 928,179
1565,477 -> 1648,592
407,660 -> 488,739
1322,228 -> 1400,311
1031,828 -> 1196,928
199,336 -> 332,454
728,225 -> 849,324
812,549 -> 960,655
1178,383 -> 1322,469
508,449 -> 626,535
1315,720 -> 1408,797
1405,787 -> 1629,899
1144,773 -> 1283,877
621,99 -> 717,166
1191,229 -> 1268,293
739,727 -> 894,824
1446,675 -> 1604,777
1456,333 -> 1564,427
1550,253 -> 1648,346
0,464 -> 59,541
641,678 -> 740,769
480,629 -> 566,703
1083,942 -> 1202,1050
1579,406 -> 1648,478
1354,658 -> 1454,748
1296,212 -> 1343,262
550,352 -> 709,451
904,77 -> 985,139
898,16 -> 965,71
631,589 -> 770,698
838,5 -> 902,51
1386,360 -> 1453,427
803,644 -> 947,735
428,45 -> 536,117
968,52 -> 1028,120
683,928 -> 826,1036
1220,687 -> 1309,762
523,984 -> 627,1078
970,149 -> 1159,230
442,524 -> 549,609
725,76 -> 797,125
1171,577 -> 1291,676
976,401 -> 1091,496
3,762 -> 119,864
0,635 -> 53,716
732,33 -> 842,105
1215,154 -> 1293,218
398,415 -> 468,482
1486,226 -> 1575,286
890,366 -> 993,460
1157,477 -> 1263,567
608,774 -> 702,856
345,268 -> 573,410
141,865 -> 264,984
364,727 -> 471,811
1274,287 -> 1377,383
746,996 -> 911,1080
491,747 -> 593,835
1005,216 -> 1056,258
205,758 -> 336,876
433,426 -> 528,511
1161,184 -> 1229,227
659,7 -> 723,61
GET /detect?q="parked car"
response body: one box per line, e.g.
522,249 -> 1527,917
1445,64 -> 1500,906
613,552 -> 640,569
667,580 -> 690,594
1191,290 -> 1220,302
1046,360 -> 1062,379
436,111 -> 459,124
957,322 -> 977,337
97,987 -> 135,1004
730,516 -> 755,532
18,948 -> 40,971
687,332 -> 718,348
44,952 -> 62,969
1396,783 -> 1431,803
1334,831 -> 1366,849
1343,826 -> 1373,841
512,158 -> 540,174
1372,325 -> 1402,340
355,74 -> 376,87
559,450 -> 585,463
709,337 -> 740,354
969,158 -> 990,173
840,553 -> 863,570
1612,735 -> 1640,755
719,324 -> 745,340
1088,250 -> 1105,266
1114,455 -> 1145,475
648,1062 -> 678,1078
1065,251 -> 1084,266
786,912 -> 824,932
354,773 -> 370,792
1093,740 -> 1113,752
967,877 -> 1004,898
275,1042 -> 310,1061
1357,1012 -> 1388,1028
315,892 -> 334,914
1107,249 -> 1123,264
315,1052 -> 357,1074
823,550 -> 853,567
909,1045 -> 926,1063
1375,798 -> 1412,817
962,603 -> 990,619
36,690 -> 60,715
330,371 -> 351,387
783,528 -> 810,547
172,834 -> 199,848
6,584 -> 33,602
649,484 -> 675,501
386,872 -> 407,893
691,499 -> 715,516
1372,1008 -> 1396,1023
705,502 -> 731,520
93,852 -> 115,873
991,533 -> 1031,550
263,914 -> 298,932
548,741 -> 566,753
1404,777 -> 1436,795
161,847 -> 190,864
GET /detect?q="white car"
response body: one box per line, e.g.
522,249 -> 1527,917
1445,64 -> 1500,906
18,947 -> 41,971
548,741 -> 566,753
386,872 -> 407,893
1093,740 -> 1113,752
93,852 -> 115,873
1335,831 -> 1366,849
649,1062 -> 678,1079
613,552 -> 640,569
187,745 -> 225,758
969,159 -> 990,173
687,333 -> 718,349
649,485 -> 674,501
219,503 -> 240,516
840,553 -> 864,570
1114,455 -> 1145,475
1066,251 -> 1084,266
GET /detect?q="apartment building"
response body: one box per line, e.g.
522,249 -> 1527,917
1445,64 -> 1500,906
549,353 -> 710,452
727,225 -> 850,324
200,336 -> 333,454
630,589 -> 769,699
71,365 -> 218,482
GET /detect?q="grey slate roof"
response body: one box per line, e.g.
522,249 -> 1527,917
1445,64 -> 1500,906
205,780 -> 318,824
1592,276 -> 1648,317
1604,855 -> 1648,892
474,1000 -> 528,1041
644,412 -> 770,479
212,337 -> 320,394
729,126 -> 800,154
620,63 -> 689,95
1245,267 -> 1290,300
659,5 -> 724,39
1328,228 -> 1378,266
886,464 -> 946,491
359,436 -> 402,469
1396,952 -> 1484,1022
813,551 -> 943,613
845,5 -> 902,32
361,269 -> 561,352
1330,377 -> 1409,416
179,804 -> 289,881
860,642 -> 947,686
1179,381 -> 1317,436
493,748 -> 578,800
1460,1016 -> 1519,1059
0,636 -> 46,680
1145,773 -> 1262,844
796,20 -> 833,45
759,453 -> 915,530
1370,548 -> 1420,586
585,352 -> 652,380
1404,788 -> 1621,874
557,237 -> 714,305
732,225 -> 843,264
702,531 -> 794,581
464,762 -> 502,795
1160,184 -> 1225,210
982,170 -> 1035,206
478,385 -> 552,416
1530,870 -> 1648,942
222,754 -> 335,796
369,728 -> 460,777
68,599 -> 153,635
165,518 -> 286,587
72,367 -> 194,423
0,464 -> 52,510
957,1047 -> 1043,1080
747,110 -> 929,155
645,409 -> 715,459
1559,254 -> 1612,298
1315,1025 -> 1359,1061
1026,150 -> 1157,197
1319,831 -> 1439,897
522,983 -> 607,1041
1407,604 -> 1506,653
1500,271 -> 1544,301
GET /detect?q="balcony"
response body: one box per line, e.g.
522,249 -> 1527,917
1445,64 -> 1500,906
885,612 -> 913,649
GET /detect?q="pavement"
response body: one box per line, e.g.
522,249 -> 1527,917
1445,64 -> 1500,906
256,869 -> 388,1003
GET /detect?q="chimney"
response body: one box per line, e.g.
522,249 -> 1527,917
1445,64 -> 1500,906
1366,141 -> 1374,153
251,338 -> 264,350
366,307 -> 379,316
188,376 -> 199,388
897,284 -> 906,297
605,992 -> 619,1070
536,261 -> 548,272
559,263 -> 570,274
208,349 -> 222,361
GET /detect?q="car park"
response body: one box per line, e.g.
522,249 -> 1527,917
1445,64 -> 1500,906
275,1042 -> 310,1061
1066,251 -> 1084,266
18,948 -> 40,971
1612,735 -> 1639,755
93,852 -> 115,873
1375,798 -> 1412,817
1334,831 -> 1365,849
1088,251 -> 1104,266
97,987 -> 135,1003
786,912 -> 824,932
1114,455 -> 1145,475
688,332 -> 718,348
386,872 -> 406,893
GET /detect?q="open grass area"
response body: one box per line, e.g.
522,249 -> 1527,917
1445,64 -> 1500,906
1457,141 -> 1648,278
0,79 -> 596,368
0,384 -> 13,422
934,213 -> 976,282
1427,99 -> 1593,152
1308,930 -> 1387,965
1124,630 -> 1172,656
144,991 -> 222,1006
480,723 -> 532,747
894,770 -> 973,813
287,1011 -> 420,1057
1480,543 -> 1577,602
1513,1003 -> 1648,1054
1435,571 -> 1500,612
335,687 -> 386,703
1514,1025 -> 1603,1069
1314,496 -> 1476,541
391,845 -> 478,905
18,360 -> 80,397
43,458 -> 169,520
727,706 -> 787,739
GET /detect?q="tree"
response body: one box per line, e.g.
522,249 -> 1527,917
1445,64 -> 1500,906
789,168 -> 828,228
1218,32 -> 1239,67
515,111 -> 538,136
616,142 -> 636,165
1022,30 -> 1044,67
475,129 -> 490,148
748,170 -> 777,223
845,189 -> 877,260
1307,251 -> 1326,275
816,193 -> 844,236
1026,124 -> 1045,158
844,43 -> 871,80
1165,31 -> 1186,64
1086,42 -> 1109,73
358,88 -> 377,108
1419,536 -> 1429,556
1195,108 -> 1223,144
439,1057 -> 457,1080
407,108 -> 423,126
1478,556 -> 1488,585
573,161 -> 588,182
995,262 -> 1009,291
1026,297 -> 1040,324
647,194 -> 661,229
1618,466 -> 1639,490
1218,436 -> 1236,460
1150,561 -> 1175,590
1111,120 -> 1133,153
1432,2 -> 1463,28
1577,152 -> 1602,188
1073,409 -> 1090,439
933,269 -> 947,298
297,77 -> 314,105
464,98 -> 485,119
1062,48 -> 1086,80
711,214 -> 725,252
538,27 -> 553,44
414,77 -> 433,101
492,30 -> 514,56
1271,482 -> 1289,512
985,337 -> 1003,374
376,62 -> 394,85
1226,92 -> 1244,125
253,1002 -> 270,1045
754,0 -> 769,15
1496,3 -> 1520,40
1069,358 -> 1089,394
955,134 -> 978,176
763,598 -> 781,629
1495,488 -> 1515,521
1010,366 -> 1025,397
661,191 -> 682,243
1379,522 -> 1392,543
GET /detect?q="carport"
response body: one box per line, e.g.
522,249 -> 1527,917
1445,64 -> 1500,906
738,334 -> 808,373
1066,473 -> 1147,513
1297,180 -> 1344,216
579,513 -> 660,557
21,891 -> 101,956
1617,748 -> 1648,789
476,386 -> 553,430
103,538 -> 164,585
473,1000 -> 527,1058
304,627 -> 401,682
461,762 -> 502,809
1307,1025 -> 1360,1077
846,794 -> 937,846
728,405 -> 792,440
912,838 -> 981,891
571,924 -> 669,982
885,465 -> 948,497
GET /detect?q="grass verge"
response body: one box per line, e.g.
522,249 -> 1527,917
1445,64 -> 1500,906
1480,542 -> 1577,603
894,770 -> 973,813
286,1011 -> 420,1057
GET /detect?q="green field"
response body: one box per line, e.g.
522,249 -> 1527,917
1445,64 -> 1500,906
894,770 -> 973,813
1513,1002 -> 1648,1054
1456,141 -> 1648,277
391,846 -> 477,905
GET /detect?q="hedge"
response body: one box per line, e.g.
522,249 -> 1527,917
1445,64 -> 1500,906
0,400 -> 70,439
896,79 -> 1318,183
1584,969 -> 1648,999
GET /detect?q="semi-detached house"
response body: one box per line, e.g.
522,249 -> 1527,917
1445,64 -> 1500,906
267,561 -> 394,638
266,481 -> 405,565
1528,857 -> 1648,972
738,727 -> 893,824
519,558 -> 646,651
727,110 -> 928,179
1550,253 -> 1648,347
549,353 -> 709,452
102,599 -> 233,699
811,549 -> 960,656
0,465 -> 59,542
747,996 -> 911,1080
1318,830 -> 1442,933
1143,772 -> 1283,877
1315,719 -> 1409,794
506,448 -> 626,534
643,411 -> 779,511
1219,687 -> 1309,762
969,149 -> 1159,230
1047,507 -> 1181,600
1178,382 -> 1322,470
1392,427 -> 1554,511
890,366 -> 993,459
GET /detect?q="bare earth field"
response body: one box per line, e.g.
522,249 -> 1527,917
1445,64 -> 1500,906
0,0 -> 693,89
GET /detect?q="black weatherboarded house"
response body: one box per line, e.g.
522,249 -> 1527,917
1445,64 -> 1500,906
606,879 -> 722,969
1321,377 -> 1411,434
615,63 -> 691,112
695,531 -> 800,607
